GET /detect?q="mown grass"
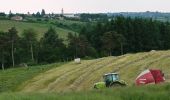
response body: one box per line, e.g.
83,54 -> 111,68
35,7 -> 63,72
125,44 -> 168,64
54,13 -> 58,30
0,63 -> 63,92
20,50 -> 170,92
0,84 -> 170,100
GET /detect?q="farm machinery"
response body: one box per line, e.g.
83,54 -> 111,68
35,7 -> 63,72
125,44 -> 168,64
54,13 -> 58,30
94,69 -> 165,89
135,69 -> 165,85
94,73 -> 127,89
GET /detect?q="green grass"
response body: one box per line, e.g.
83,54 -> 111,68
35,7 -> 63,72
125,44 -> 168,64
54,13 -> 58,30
0,63 -> 63,92
0,20 -> 75,40
50,19 -> 86,26
49,19 -> 87,32
0,84 -> 170,100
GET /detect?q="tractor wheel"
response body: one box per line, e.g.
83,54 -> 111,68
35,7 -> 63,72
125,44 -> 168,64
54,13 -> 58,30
109,82 -> 126,87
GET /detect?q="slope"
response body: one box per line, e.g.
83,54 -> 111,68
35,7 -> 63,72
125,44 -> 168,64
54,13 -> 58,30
0,20 -> 76,40
20,50 -> 170,92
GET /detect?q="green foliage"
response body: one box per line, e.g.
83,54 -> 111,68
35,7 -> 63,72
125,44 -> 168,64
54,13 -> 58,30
2,16 -> 170,70
8,27 -> 18,41
81,16 -> 170,56
67,33 -> 97,58
22,28 -> 38,62
38,27 -> 65,63
0,85 -> 170,100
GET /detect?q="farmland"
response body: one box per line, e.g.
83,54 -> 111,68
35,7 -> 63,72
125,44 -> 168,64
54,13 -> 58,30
0,50 -> 170,100
0,20 -> 76,40
20,50 -> 170,92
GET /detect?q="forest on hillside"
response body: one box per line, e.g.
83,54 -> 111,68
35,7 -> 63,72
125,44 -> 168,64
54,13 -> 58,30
1,16 -> 170,69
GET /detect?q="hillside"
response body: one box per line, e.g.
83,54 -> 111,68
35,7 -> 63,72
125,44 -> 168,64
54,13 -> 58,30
0,63 -> 63,92
0,50 -> 170,93
0,20 -> 76,40
19,50 -> 170,92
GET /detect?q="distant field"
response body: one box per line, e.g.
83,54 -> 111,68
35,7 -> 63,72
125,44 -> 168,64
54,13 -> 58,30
50,19 -> 86,26
0,20 -> 76,40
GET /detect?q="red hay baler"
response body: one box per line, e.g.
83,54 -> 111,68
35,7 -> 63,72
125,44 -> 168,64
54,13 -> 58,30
135,69 -> 165,85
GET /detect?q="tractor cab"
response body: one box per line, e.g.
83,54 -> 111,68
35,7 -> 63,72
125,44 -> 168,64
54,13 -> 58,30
103,73 -> 119,87
94,73 -> 126,89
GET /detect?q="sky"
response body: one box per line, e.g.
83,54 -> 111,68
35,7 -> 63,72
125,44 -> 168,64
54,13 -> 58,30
0,0 -> 170,14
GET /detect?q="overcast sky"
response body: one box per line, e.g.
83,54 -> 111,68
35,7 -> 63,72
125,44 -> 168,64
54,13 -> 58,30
0,0 -> 170,14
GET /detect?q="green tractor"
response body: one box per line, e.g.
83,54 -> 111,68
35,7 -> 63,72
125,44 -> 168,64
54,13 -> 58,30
94,73 -> 127,89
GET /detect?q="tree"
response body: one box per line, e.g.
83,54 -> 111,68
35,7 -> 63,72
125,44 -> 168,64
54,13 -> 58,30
101,31 -> 115,56
0,32 -> 9,70
38,27 -> 65,63
8,27 -> 18,67
78,35 -> 97,57
0,12 -> 6,17
22,28 -> 37,62
41,9 -> 46,17
36,12 -> 41,17
101,31 -> 126,56
113,33 -> 126,55
67,33 -> 97,58
67,33 -> 78,58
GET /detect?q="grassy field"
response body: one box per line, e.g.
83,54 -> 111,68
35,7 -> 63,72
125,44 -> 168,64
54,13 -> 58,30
0,50 -> 170,99
0,63 -> 63,92
0,85 -> 170,100
0,20 -> 76,40
20,50 -> 170,92
50,19 -> 86,26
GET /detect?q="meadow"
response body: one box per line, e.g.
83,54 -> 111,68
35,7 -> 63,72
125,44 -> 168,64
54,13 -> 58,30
0,20 -> 76,40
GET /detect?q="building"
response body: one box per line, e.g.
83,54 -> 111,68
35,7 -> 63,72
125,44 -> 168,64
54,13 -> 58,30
11,16 -> 23,21
59,8 -> 80,20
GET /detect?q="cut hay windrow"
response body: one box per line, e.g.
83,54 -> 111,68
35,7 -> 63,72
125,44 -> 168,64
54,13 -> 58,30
68,57 -> 117,91
77,52 -> 156,90
20,50 -> 170,92
45,58 -> 105,92
21,61 -> 91,92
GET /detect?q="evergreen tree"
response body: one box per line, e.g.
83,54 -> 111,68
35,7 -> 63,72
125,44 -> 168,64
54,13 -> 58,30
22,28 -> 37,62
67,33 -> 97,58
8,27 -> 18,67
38,27 -> 65,63
0,32 -> 9,70
101,31 -> 115,56
36,12 -> 41,17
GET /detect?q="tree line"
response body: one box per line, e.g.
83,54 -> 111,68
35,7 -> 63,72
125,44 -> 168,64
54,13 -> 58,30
1,16 -> 170,70
80,16 -> 170,56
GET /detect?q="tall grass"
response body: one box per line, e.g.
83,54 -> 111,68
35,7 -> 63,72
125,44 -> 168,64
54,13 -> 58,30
0,84 -> 170,100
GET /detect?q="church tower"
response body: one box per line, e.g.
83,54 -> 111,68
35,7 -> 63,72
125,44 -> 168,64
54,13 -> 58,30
61,8 -> 64,16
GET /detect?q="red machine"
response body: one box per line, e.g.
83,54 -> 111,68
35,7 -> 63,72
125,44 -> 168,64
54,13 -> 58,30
135,69 -> 165,85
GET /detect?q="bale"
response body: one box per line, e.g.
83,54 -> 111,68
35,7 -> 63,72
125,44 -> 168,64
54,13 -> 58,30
74,58 -> 81,64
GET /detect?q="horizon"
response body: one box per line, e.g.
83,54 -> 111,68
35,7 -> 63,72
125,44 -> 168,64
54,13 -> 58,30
0,0 -> 170,14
